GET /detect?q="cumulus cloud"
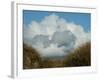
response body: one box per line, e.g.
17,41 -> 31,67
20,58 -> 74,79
51,30 -> 76,48
37,44 -> 66,57
24,13 -> 90,58
32,35 -> 50,48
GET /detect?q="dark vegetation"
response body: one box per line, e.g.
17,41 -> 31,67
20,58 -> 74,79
63,42 -> 91,67
23,44 -> 42,69
23,42 -> 91,69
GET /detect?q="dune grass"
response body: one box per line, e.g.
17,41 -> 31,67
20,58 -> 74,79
23,42 -> 91,69
64,42 -> 91,67
23,43 -> 42,69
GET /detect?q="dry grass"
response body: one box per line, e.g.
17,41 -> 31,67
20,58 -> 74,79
41,59 -> 65,68
23,43 -> 42,69
23,42 -> 91,69
64,42 -> 91,67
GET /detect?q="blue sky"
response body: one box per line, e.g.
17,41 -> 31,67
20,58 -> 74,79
23,10 -> 91,32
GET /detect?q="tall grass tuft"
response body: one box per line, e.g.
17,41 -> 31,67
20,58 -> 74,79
23,43 -> 42,69
64,42 -> 91,67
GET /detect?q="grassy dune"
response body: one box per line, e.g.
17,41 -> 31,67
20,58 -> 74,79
23,43 -> 42,69
64,42 -> 91,67
41,59 -> 65,68
23,42 -> 91,69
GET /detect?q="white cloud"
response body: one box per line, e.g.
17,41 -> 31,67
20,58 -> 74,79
24,13 -> 90,58
32,35 -> 50,48
51,30 -> 76,48
36,44 -> 66,58
66,23 -> 90,47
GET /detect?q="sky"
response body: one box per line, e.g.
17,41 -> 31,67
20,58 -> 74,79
23,10 -> 91,32
23,10 -> 91,58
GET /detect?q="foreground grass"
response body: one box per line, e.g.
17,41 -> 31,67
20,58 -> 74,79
23,42 -> 91,69
23,44 -> 42,69
64,42 -> 91,67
